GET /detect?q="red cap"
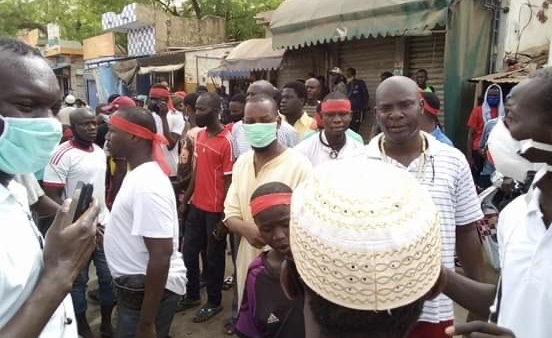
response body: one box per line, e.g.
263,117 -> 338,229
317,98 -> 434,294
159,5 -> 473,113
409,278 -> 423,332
101,96 -> 136,113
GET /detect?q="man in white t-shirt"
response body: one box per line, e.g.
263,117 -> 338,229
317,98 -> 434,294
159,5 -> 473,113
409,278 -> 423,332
361,76 -> 485,338
295,93 -> 363,167
442,71 -> 552,338
104,106 -> 187,338
43,108 -> 114,338
148,84 -> 186,178
0,36 -> 100,338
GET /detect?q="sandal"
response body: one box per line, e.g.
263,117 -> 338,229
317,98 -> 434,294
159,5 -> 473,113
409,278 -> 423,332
176,297 -> 201,313
223,321 -> 236,335
222,276 -> 234,291
192,305 -> 223,323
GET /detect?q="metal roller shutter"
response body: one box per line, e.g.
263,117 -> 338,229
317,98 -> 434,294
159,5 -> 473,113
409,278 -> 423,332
338,37 -> 397,138
277,48 -> 325,89
407,33 -> 446,125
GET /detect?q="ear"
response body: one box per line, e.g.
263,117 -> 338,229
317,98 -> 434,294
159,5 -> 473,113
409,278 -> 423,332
424,268 -> 447,301
280,259 -> 304,300
276,115 -> 282,129
419,99 -> 425,115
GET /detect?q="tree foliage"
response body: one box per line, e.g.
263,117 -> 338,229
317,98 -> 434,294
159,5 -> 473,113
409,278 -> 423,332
0,0 -> 284,42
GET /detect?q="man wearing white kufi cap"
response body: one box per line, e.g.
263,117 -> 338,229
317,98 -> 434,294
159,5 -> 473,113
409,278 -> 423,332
281,158 -> 446,338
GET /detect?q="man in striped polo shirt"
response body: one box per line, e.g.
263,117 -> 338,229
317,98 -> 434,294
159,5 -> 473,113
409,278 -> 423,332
363,76 -> 485,338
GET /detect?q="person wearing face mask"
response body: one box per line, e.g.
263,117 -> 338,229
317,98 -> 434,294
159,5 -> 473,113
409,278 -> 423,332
179,92 -> 234,322
224,94 -> 312,321
0,37 -> 100,337
466,85 -> 505,183
442,69 -> 552,338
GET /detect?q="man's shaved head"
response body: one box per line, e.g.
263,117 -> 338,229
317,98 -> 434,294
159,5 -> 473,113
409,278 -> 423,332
375,76 -> 424,144
376,76 -> 419,105
247,80 -> 277,100
69,107 -> 95,125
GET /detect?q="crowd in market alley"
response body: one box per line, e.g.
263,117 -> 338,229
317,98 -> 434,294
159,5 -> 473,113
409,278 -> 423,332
1,2 -> 552,338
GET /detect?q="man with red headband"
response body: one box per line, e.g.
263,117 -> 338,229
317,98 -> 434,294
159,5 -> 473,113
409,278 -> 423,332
148,84 -> 186,178
104,106 -> 186,338
295,93 -> 363,167
419,92 -> 453,147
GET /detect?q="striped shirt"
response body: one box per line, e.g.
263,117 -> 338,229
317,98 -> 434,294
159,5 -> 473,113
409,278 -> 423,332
362,132 -> 483,323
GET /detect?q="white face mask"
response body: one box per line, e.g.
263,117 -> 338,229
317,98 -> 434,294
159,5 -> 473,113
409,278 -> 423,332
487,119 -> 550,182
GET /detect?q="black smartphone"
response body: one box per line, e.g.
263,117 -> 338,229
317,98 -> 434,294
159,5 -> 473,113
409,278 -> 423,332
67,181 -> 94,222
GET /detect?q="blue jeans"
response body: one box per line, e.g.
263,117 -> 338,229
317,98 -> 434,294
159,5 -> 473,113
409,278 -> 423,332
71,249 -> 115,314
116,291 -> 179,338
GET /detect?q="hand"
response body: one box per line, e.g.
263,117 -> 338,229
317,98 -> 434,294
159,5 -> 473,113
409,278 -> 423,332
242,223 -> 266,249
43,198 -> 99,289
136,322 -> 156,338
445,321 -> 516,337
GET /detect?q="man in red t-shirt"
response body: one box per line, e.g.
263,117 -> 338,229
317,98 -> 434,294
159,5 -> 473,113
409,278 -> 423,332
466,85 -> 503,181
180,92 -> 233,322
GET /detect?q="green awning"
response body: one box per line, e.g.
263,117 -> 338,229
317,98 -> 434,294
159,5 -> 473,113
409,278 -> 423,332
270,0 -> 451,49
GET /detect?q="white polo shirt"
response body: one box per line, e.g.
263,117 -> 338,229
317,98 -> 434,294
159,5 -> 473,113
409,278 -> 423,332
362,132 -> 483,323
497,187 -> 551,338
153,112 -> 186,177
0,180 -> 77,337
104,161 -> 187,295
43,141 -> 109,226
294,131 -> 363,167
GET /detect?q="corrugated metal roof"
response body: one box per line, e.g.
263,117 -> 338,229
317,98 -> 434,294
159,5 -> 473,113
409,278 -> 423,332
470,65 -> 541,84
270,0 -> 451,49
225,38 -> 284,71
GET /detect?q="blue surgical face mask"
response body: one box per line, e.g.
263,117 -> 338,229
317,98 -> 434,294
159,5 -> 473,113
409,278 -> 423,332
0,117 -> 62,174
243,122 -> 277,149
487,96 -> 500,107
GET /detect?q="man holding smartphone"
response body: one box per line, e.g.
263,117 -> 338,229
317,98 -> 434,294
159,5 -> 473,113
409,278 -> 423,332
43,107 -> 114,338
148,84 -> 186,179
0,36 -> 99,338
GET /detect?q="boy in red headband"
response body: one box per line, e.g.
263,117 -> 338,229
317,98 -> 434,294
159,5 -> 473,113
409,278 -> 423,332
295,92 -> 364,167
235,182 -> 305,338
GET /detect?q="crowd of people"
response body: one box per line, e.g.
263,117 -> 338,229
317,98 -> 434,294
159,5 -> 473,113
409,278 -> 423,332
1,35 -> 552,338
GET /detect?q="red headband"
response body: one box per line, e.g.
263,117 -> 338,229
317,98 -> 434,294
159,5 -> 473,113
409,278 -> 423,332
250,193 -> 292,217
149,87 -> 170,99
320,99 -> 351,113
149,87 -> 175,111
423,101 -> 439,116
110,115 -> 171,175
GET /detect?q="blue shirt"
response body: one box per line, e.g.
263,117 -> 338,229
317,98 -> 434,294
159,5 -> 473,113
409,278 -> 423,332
431,126 -> 453,147
480,118 -> 498,176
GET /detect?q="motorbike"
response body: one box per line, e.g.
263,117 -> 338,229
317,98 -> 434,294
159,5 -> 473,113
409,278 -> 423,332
477,171 -> 535,271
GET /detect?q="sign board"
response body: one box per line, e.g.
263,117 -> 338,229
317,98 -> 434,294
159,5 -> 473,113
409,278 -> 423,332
83,33 -> 116,60
47,23 -> 60,47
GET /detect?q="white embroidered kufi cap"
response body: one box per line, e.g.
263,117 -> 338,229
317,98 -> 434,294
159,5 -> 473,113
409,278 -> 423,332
290,158 -> 441,311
